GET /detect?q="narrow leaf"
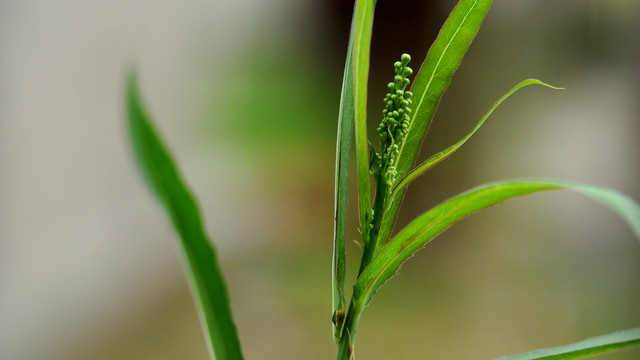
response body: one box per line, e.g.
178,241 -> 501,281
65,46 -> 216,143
332,8 -> 356,341
354,179 -> 640,306
391,79 -> 562,200
493,327 -> 640,360
334,1 -> 377,357
378,0 -> 493,247
126,73 -> 244,360
352,0 -> 375,247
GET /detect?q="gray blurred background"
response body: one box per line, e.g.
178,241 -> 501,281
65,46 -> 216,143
1,0 -> 639,359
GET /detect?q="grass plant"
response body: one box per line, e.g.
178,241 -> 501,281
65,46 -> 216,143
126,1 -> 640,359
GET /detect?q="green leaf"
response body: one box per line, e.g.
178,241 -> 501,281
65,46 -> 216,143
352,0 -> 375,247
391,79 -> 562,200
377,0 -> 494,248
354,179 -> 640,306
332,8 -> 356,341
493,327 -> 640,360
126,73 -> 244,360
336,1 -> 377,357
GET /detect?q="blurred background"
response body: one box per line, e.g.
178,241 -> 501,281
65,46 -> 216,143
1,0 -> 639,359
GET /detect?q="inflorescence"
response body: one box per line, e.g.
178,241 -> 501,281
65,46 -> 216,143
374,53 -> 413,187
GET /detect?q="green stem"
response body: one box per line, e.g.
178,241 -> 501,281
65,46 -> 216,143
358,179 -> 388,274
335,300 -> 365,360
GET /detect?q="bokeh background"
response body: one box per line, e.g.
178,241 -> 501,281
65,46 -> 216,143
2,0 -> 639,359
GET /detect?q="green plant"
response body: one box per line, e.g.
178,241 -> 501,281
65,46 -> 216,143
126,0 -> 640,359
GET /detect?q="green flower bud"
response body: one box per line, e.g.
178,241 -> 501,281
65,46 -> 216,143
377,53 -> 414,188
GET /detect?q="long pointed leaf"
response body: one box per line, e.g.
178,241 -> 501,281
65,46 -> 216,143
354,179 -> 640,306
332,7 -> 357,341
335,2 -> 377,358
493,327 -> 640,360
378,0 -> 493,247
391,79 -> 562,200
353,0 -> 375,247
127,73 -> 244,360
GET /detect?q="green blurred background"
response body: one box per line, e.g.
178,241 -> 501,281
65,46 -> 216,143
1,0 -> 639,359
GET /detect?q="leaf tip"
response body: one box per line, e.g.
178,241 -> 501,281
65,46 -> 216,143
525,78 -> 564,90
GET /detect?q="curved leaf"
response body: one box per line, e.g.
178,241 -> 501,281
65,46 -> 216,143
127,73 -> 244,360
493,327 -> 640,360
391,79 -> 562,200
378,0 -> 494,247
354,179 -> 640,306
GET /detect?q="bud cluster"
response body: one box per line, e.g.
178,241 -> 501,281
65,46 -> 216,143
376,53 -> 413,187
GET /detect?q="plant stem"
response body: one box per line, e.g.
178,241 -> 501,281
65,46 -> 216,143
335,300 -> 365,360
358,179 -> 387,274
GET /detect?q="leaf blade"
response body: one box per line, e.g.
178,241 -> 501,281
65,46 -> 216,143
391,79 -> 562,199
352,0 -> 375,247
378,0 -> 494,247
126,73 -> 244,360
332,8 -> 357,340
493,327 -> 640,360
354,179 -> 640,306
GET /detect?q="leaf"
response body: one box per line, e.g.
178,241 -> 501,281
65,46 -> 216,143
332,7 -> 356,341
353,179 -> 640,306
493,327 -> 640,360
334,0 -> 377,356
126,73 -> 244,360
352,0 -> 376,247
377,0 -> 494,248
391,79 -> 562,200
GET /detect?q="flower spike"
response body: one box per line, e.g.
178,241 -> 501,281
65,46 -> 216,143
377,53 -> 413,187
